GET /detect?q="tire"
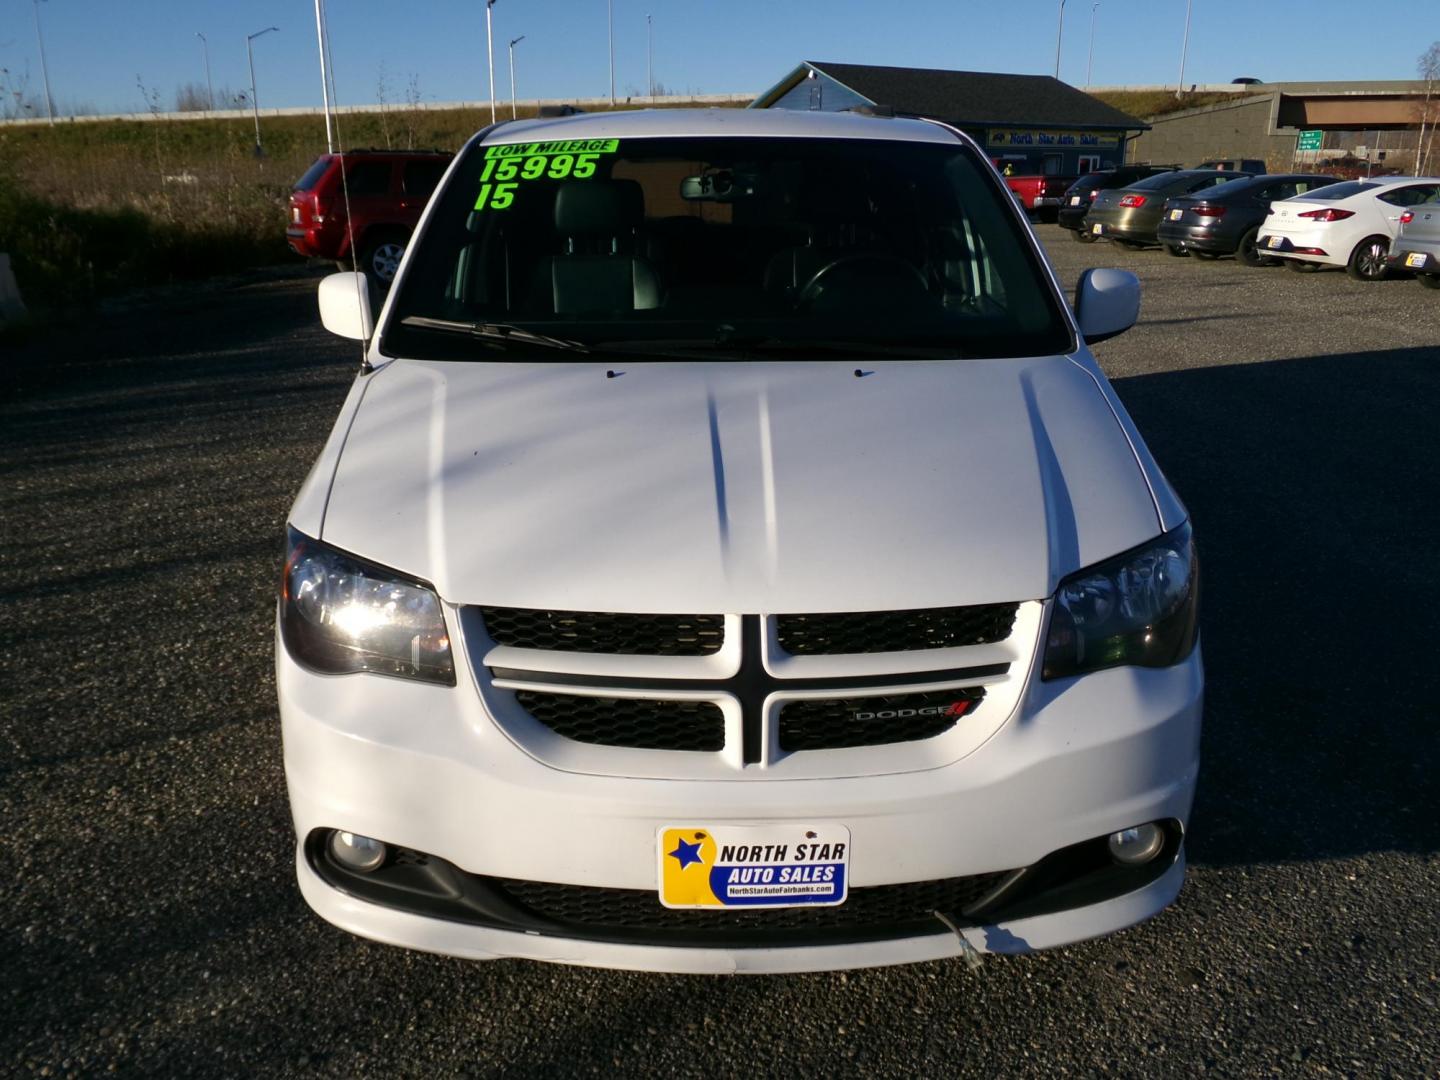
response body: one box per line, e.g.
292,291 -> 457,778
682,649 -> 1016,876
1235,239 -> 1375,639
1346,236 -> 1390,281
1236,227 -> 1268,267
1285,259 -> 1320,273
1161,243 -> 1188,257
1071,228 -> 1098,243
359,231 -> 408,287
1418,273 -> 1440,290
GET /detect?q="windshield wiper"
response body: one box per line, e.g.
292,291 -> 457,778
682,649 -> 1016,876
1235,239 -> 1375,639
399,316 -> 590,354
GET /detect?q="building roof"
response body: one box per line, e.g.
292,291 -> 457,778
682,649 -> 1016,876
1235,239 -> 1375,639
754,61 -> 1148,131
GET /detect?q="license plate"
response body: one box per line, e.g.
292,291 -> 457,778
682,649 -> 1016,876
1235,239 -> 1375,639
1070,196 -> 1083,206
658,824 -> 850,909
1267,235 -> 1283,249
1091,223 -> 1103,235
1168,209 -> 1183,220
1406,252 -> 1426,268
291,207 -> 301,223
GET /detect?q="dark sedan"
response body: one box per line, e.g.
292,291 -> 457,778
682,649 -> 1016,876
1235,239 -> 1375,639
1156,173 -> 1336,265
1084,170 -> 1245,247
1057,165 -> 1180,240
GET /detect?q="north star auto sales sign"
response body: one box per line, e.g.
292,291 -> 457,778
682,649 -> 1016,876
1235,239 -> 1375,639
987,129 -> 1121,148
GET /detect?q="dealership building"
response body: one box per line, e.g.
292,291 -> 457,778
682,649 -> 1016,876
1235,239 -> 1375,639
751,61 -> 1149,175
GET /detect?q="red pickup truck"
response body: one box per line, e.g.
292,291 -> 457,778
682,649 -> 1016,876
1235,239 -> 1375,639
1001,172 -> 1079,223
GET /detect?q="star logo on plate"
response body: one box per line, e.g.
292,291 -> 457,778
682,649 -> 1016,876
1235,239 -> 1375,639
668,835 -> 705,870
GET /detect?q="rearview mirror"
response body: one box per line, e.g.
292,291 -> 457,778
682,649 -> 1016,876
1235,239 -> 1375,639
318,272 -> 374,341
1073,268 -> 1140,344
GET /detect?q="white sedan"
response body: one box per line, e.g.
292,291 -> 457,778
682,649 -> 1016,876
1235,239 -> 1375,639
1258,176 -> 1440,280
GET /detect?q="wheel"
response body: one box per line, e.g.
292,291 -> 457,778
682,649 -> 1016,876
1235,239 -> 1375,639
1346,236 -> 1390,281
1236,227 -> 1269,267
1418,273 -> 1440,290
1162,243 -> 1189,257
1285,259 -> 1320,273
1071,228 -> 1097,243
359,231 -> 408,287
1190,249 -> 1220,260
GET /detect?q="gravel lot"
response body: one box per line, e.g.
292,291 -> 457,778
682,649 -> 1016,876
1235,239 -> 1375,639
3,228 -> 1437,1077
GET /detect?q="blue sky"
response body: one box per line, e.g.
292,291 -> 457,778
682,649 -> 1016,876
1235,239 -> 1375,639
1,0 -> 1436,116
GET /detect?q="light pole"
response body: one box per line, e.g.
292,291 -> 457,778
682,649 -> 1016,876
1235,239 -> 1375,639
246,26 -> 279,156
1053,0 -> 1067,80
196,32 -> 214,111
508,35 -> 524,119
647,14 -> 653,99
32,0 -> 54,125
1176,0 -> 1193,98
607,0 -> 615,105
486,0 -> 498,124
1086,4 -> 1099,87
313,0 -> 334,152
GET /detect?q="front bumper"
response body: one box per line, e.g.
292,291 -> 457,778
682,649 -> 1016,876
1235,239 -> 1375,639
278,629 -> 1203,971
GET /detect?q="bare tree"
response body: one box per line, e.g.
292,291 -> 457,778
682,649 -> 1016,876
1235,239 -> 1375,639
401,73 -> 423,149
0,64 -> 38,120
1418,42 -> 1440,173
375,63 -> 393,149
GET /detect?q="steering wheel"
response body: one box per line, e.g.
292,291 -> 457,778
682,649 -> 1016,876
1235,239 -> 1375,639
795,254 -> 931,310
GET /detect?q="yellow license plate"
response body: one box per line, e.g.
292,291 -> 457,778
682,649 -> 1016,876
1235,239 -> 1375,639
659,824 -> 851,909
1268,236 -> 1283,248
1169,209 -> 1183,220
1406,252 -> 1426,267
1091,223 -> 1103,235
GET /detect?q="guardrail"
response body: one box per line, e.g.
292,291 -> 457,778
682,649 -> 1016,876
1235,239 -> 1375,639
0,93 -> 756,128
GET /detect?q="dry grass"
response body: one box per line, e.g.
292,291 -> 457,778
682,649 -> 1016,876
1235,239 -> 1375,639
1088,90 -> 1246,120
0,100 -> 741,309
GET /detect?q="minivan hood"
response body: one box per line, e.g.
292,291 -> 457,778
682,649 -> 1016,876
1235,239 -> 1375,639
321,356 -> 1161,612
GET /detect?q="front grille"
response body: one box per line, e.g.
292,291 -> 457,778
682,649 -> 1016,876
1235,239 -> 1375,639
778,687 -> 987,751
479,606 -> 724,656
775,604 -> 1019,655
496,872 -> 1011,938
515,690 -> 724,752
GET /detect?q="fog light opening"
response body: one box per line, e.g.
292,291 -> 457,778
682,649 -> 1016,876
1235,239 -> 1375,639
1107,823 -> 1166,867
330,830 -> 388,873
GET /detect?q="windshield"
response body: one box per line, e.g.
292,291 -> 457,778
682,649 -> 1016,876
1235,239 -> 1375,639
1299,180 -> 1379,202
383,134 -> 1072,361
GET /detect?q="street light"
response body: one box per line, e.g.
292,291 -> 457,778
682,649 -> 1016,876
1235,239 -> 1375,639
246,26 -> 279,156
1086,4 -> 1099,87
32,0 -> 54,125
486,0 -> 498,125
647,14 -> 653,99
1053,0 -> 1067,81
196,32 -> 214,111
508,35 -> 525,119
607,0 -> 615,105
313,0 -> 334,153
1176,0 -> 1193,99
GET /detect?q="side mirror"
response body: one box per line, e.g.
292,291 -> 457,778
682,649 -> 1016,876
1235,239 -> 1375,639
318,272 -> 374,340
1074,268 -> 1140,344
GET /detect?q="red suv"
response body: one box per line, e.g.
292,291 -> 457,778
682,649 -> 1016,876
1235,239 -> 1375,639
287,150 -> 453,285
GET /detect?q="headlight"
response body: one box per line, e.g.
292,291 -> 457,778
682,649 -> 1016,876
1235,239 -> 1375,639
1042,523 -> 1198,681
280,527 -> 454,685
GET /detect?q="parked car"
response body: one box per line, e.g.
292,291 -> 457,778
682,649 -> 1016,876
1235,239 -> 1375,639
1196,159 -> 1265,174
287,149 -> 454,285
1387,195 -> 1440,288
1002,170 -> 1080,222
1258,176 -> 1440,280
1058,165 -> 1181,241
280,107 -> 1202,974
1156,173 -> 1336,265
1084,169 -> 1246,247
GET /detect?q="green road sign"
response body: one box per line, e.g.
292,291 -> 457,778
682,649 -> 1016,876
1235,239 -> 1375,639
1297,130 -> 1323,152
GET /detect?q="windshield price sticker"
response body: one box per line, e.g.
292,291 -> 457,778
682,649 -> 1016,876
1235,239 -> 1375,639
475,139 -> 620,211
658,824 -> 851,909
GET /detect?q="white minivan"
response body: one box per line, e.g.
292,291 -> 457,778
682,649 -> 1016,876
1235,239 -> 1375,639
277,108 -> 1202,974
